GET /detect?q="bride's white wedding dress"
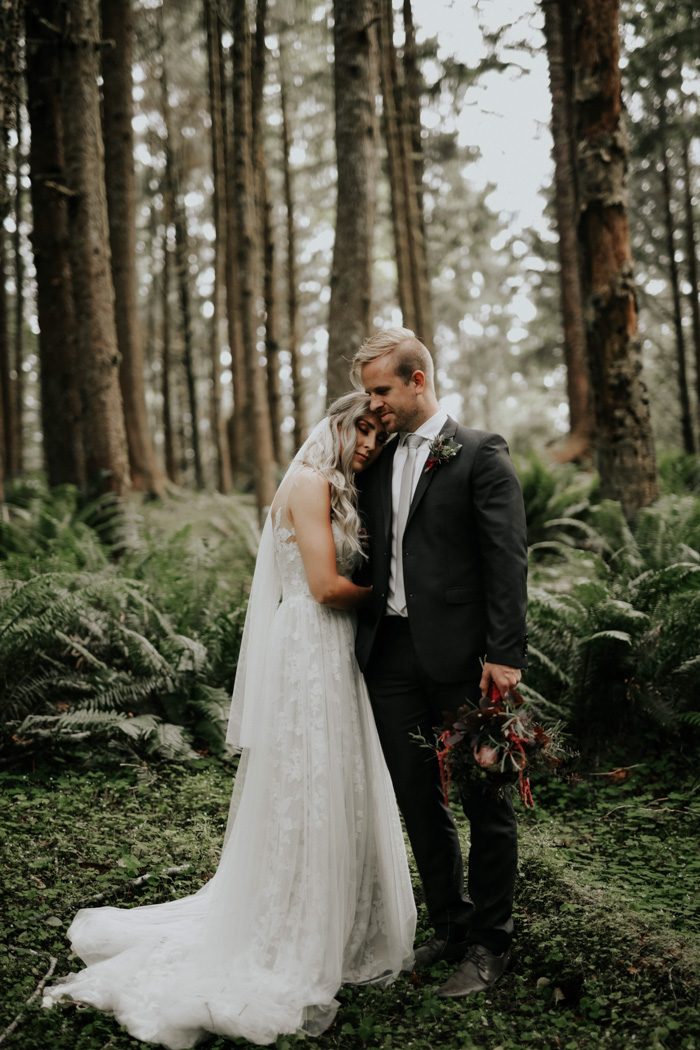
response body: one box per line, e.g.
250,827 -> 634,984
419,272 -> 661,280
42,506 -> 416,1048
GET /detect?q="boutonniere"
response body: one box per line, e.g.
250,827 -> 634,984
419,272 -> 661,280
425,435 -> 462,473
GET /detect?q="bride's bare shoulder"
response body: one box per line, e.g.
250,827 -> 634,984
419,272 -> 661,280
289,468 -> 331,506
272,468 -> 331,521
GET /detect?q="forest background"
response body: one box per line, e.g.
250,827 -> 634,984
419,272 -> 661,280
0,1 -> 699,1049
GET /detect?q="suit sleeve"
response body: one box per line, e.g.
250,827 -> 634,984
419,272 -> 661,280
471,433 -> 528,669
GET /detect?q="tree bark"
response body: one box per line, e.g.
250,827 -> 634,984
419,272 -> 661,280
377,0 -> 413,331
0,198 -> 12,489
402,1 -> 424,226
0,220 -> 7,500
655,88 -> 694,452
24,0 -> 84,488
204,0 -> 232,493
0,0 -> 20,491
221,28 -> 247,480
173,188 -> 203,491
573,0 -> 657,517
252,0 -> 282,463
158,17 -> 204,491
101,0 -> 165,495
679,126 -> 700,441
160,216 -> 178,484
231,0 -> 276,517
12,90 -> 23,473
542,0 -> 594,459
59,0 -> 129,497
327,0 -> 377,401
279,45 -> 306,452
398,0 -> 432,349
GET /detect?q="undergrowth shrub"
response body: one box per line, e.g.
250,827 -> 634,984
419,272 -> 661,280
0,480 -> 254,767
525,481 -> 700,759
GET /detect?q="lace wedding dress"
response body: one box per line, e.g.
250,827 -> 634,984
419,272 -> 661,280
42,504 -> 416,1049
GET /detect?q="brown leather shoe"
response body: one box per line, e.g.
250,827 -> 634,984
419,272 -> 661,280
412,935 -> 470,971
437,943 -> 511,998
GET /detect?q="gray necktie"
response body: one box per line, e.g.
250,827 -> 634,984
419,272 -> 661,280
394,433 -> 424,615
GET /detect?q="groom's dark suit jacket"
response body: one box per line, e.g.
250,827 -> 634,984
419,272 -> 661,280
355,416 -> 528,683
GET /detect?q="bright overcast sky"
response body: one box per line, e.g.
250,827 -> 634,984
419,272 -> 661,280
412,0 -> 553,235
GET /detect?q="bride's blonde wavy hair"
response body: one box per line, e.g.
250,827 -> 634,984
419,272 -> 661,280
297,391 -> 376,562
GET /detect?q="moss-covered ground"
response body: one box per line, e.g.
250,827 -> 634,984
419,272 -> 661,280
2,758 -> 698,1050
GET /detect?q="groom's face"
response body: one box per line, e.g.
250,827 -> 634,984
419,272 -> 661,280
361,354 -> 420,434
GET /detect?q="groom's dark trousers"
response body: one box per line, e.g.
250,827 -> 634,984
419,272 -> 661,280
356,419 -> 528,955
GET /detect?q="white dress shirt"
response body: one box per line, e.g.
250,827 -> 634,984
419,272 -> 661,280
387,408 -> 448,616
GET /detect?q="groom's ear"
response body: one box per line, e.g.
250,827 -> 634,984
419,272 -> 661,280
412,369 -> 427,393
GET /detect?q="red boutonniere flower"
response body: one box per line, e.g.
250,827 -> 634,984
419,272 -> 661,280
424,435 -> 462,472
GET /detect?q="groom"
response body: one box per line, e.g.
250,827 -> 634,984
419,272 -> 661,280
352,328 -> 528,999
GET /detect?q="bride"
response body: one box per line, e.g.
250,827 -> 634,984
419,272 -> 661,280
42,392 -> 417,1049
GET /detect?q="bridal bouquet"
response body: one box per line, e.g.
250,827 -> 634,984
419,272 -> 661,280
435,683 -> 564,808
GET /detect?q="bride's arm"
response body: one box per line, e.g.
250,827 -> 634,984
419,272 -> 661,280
288,471 -> 372,610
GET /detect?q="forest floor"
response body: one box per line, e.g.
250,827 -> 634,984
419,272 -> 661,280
2,757 -> 698,1050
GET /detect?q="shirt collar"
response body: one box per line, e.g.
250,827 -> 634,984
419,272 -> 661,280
411,408 -> 448,442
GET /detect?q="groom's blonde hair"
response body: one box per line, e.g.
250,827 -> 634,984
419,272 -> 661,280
351,327 -> 435,390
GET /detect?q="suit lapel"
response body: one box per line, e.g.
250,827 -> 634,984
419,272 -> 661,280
378,436 -> 398,543
405,416 -> 459,530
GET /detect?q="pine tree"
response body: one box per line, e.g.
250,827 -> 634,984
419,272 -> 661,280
101,0 -> 165,495
327,0 -> 377,400
573,0 -> 657,516
25,0 -> 85,487
59,0 -> 130,497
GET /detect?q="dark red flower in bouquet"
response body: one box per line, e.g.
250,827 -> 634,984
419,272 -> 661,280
435,682 -> 563,809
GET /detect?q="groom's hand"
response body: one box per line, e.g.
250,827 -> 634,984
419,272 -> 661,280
480,661 -> 521,698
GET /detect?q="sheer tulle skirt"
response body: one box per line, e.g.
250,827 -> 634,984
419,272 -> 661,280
43,598 -> 416,1048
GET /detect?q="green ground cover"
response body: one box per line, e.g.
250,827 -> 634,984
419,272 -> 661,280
2,759 -> 698,1050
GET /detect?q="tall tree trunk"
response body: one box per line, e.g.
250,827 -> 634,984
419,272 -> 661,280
573,0 -> 657,518
655,90 -> 694,452
101,0 -> 165,496
231,0 -> 276,517
25,0 -> 84,488
402,1 -> 424,225
144,194 -> 159,395
679,127 -> 700,441
204,0 -> 232,493
279,45 -> 306,451
58,0 -> 129,497
158,17 -> 204,491
161,217 -> 178,484
252,0 -> 282,463
0,199 -> 12,486
221,30 -> 247,480
543,0 -> 594,460
327,0 -> 377,401
12,90 -> 23,473
377,0 -> 414,331
0,0 -> 19,489
173,195 -> 203,490
398,0 -> 432,349
0,222 -> 7,500
0,0 -> 22,499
